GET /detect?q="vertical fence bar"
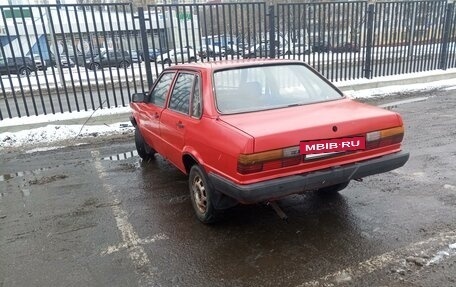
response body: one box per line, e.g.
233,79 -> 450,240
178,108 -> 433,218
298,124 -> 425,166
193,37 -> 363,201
132,5 -> 144,95
1,6 -> 27,117
364,3 -> 375,79
449,1 -> 456,68
65,5 -> 87,111
440,1 -> 454,70
19,5 -> 42,116
89,5 -> 107,109
106,5 -> 121,107
138,7 -> 153,90
98,5 -> 115,108
56,5 -> 79,112
73,5 -> 93,111
268,5 -> 275,58
31,6 -> 53,115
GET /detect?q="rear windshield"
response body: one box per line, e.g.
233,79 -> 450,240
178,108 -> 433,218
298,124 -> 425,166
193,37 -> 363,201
213,64 -> 342,114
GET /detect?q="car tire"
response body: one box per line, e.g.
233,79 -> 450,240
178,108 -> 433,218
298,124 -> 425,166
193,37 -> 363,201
135,128 -> 156,161
90,63 -> 100,71
189,57 -> 196,62
317,181 -> 350,195
118,60 -> 130,68
163,59 -> 172,65
18,67 -> 32,76
189,165 -> 218,224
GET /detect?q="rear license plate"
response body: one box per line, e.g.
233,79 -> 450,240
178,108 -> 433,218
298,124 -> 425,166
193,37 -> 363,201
300,136 -> 365,155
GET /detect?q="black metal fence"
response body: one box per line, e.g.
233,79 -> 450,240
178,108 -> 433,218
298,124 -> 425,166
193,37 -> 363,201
0,1 -> 455,120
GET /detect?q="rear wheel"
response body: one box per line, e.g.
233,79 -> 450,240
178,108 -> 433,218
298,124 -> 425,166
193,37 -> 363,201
163,58 -> 172,65
90,63 -> 100,71
118,60 -> 130,68
18,67 -> 32,76
317,181 -> 350,196
189,57 -> 196,62
189,165 -> 217,224
135,128 -> 156,160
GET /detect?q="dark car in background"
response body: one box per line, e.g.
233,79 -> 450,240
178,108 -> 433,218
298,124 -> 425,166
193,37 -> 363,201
0,55 -> 41,76
331,42 -> 360,53
144,48 -> 163,62
131,50 -> 143,63
85,50 -> 132,70
33,54 -> 74,69
312,40 -> 331,53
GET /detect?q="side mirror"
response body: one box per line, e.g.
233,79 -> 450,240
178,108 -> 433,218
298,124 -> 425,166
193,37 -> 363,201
132,92 -> 147,103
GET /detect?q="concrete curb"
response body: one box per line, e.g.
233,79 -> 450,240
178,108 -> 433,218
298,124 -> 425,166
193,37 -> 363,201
336,70 -> 456,92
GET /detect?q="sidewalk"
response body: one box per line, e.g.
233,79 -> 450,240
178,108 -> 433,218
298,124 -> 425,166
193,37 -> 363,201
0,68 -> 455,148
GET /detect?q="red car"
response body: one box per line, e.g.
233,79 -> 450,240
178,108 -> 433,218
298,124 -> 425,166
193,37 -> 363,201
130,59 -> 409,223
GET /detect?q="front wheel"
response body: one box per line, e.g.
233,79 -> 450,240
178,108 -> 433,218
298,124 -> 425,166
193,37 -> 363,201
135,128 -> 156,161
189,165 -> 217,224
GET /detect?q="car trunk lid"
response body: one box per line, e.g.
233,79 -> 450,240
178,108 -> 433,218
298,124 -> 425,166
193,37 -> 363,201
218,99 -> 401,152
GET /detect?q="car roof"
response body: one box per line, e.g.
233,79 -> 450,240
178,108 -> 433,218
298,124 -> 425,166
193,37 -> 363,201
163,59 -> 307,72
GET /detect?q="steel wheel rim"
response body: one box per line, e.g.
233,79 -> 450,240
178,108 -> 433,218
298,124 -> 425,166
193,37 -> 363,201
192,174 -> 207,214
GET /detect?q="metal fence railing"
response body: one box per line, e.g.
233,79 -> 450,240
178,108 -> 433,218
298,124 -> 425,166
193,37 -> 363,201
0,1 -> 455,120
276,2 -> 367,81
370,1 -> 447,77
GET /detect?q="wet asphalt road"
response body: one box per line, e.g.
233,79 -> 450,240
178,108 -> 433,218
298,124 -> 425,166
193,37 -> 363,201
1,88 -> 456,287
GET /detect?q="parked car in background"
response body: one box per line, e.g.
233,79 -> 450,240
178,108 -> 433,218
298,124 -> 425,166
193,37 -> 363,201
0,55 -> 40,76
157,48 -> 198,64
130,50 -> 143,63
312,40 -> 331,53
130,59 -> 409,223
221,44 -> 249,57
33,53 -> 75,69
145,48 -> 163,62
282,43 -> 312,56
331,42 -> 360,53
86,50 -> 132,70
198,46 -> 222,59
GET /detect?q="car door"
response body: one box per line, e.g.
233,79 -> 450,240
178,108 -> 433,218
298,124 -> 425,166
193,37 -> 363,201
159,72 -> 201,171
137,72 -> 176,154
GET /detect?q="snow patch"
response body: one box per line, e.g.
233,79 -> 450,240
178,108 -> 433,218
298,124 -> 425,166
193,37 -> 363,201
25,146 -> 66,154
0,122 -> 133,149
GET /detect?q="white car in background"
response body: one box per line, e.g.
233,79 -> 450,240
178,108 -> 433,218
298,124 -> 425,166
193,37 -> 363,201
157,48 -> 199,64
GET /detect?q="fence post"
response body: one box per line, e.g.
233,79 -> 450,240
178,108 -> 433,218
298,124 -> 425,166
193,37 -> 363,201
268,5 -> 276,59
364,3 -> 375,79
439,1 -> 454,70
138,7 -> 154,91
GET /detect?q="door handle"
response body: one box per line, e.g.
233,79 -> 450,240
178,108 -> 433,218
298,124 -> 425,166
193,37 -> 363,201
176,121 -> 184,129
154,112 -> 159,119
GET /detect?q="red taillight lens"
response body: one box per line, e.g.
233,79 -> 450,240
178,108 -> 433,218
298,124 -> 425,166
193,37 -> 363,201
237,147 -> 301,174
237,162 -> 263,174
366,126 -> 404,149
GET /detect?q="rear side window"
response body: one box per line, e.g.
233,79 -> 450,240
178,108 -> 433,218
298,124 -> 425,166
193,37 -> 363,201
169,73 -> 194,114
150,72 -> 175,107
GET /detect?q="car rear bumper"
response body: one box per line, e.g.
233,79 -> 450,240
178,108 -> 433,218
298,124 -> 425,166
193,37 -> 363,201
208,151 -> 410,204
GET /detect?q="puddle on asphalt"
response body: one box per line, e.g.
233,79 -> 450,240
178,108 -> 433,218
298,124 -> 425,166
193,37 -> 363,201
102,150 -> 138,161
0,166 -> 55,182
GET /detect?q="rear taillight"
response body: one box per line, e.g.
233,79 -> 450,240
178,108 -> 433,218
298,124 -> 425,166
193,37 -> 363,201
237,146 -> 301,174
366,126 -> 404,149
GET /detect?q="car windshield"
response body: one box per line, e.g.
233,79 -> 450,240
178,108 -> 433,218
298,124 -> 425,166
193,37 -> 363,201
213,64 -> 343,114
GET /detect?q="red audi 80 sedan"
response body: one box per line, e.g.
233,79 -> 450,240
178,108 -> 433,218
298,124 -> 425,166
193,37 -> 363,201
130,59 -> 409,223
